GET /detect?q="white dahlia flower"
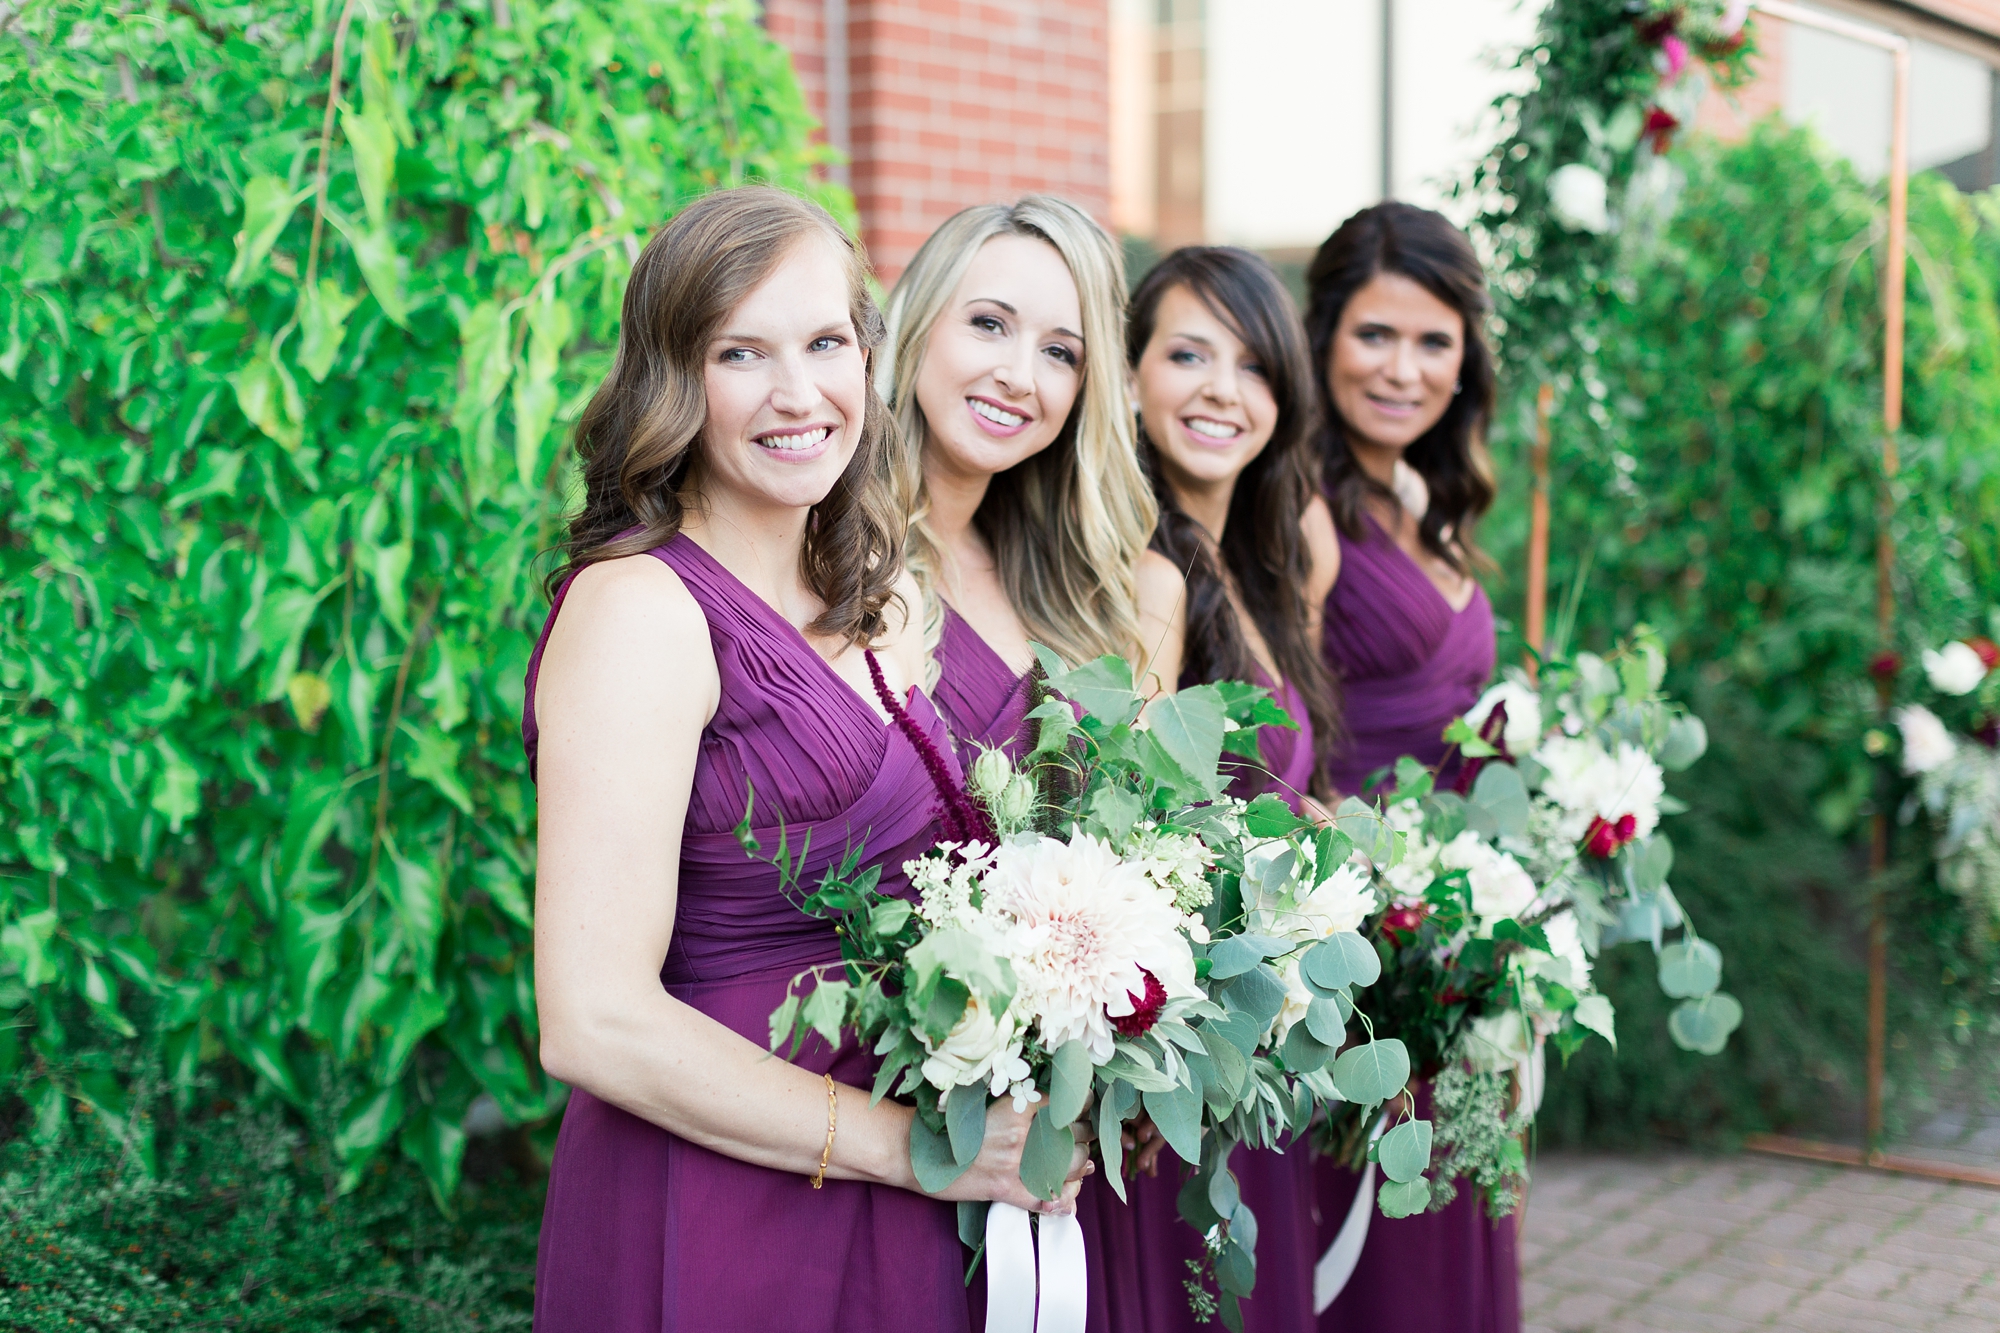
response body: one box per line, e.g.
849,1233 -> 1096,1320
1531,736 -> 1665,840
977,831 -> 1199,1061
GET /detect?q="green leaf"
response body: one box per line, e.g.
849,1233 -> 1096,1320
1213,1235 -> 1256,1296
1096,1080 -> 1136,1201
1668,992 -> 1743,1055
906,928 -> 1014,1008
1035,649 -> 1142,726
228,342 -> 304,450
1573,993 -> 1617,1048
343,106 -> 399,229
1142,1081 -> 1203,1163
1146,685 -> 1228,794
400,1104 -> 468,1213
513,296 -> 574,487
1207,933 -> 1289,980
1304,995 -> 1347,1047
1469,762 -> 1530,837
1085,782 -> 1145,841
869,898 -> 913,938
767,989 -> 800,1051
227,176 -> 312,287
801,979 -> 852,1050
916,1104 -> 968,1184
1220,965 -> 1286,1028
1376,1119 -> 1432,1184
148,737 -> 202,833
1242,793 -> 1304,838
1628,834 -> 1675,894
2,909 -> 60,988
1330,1038 -> 1410,1107
1018,1107 -> 1074,1201
334,1083 -> 407,1169
166,447 -> 245,511
298,280 -> 362,382
958,1199 -> 988,1251
1657,938 -> 1723,998
375,980 -> 451,1083
946,1085 -> 987,1167
327,209 -> 410,326
1660,714 -> 1708,771
1378,1176 -> 1431,1218
1280,1020 -> 1334,1073
1047,1039 -> 1091,1126
1303,932 -> 1381,992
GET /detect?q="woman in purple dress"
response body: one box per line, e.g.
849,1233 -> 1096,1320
1084,247 -> 1343,1333
526,187 -> 1090,1333
877,196 -> 1186,770
1303,203 -> 1517,1331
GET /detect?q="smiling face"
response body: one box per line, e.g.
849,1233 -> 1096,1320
1326,271 -> 1465,455
1134,283 -> 1277,506
912,232 -> 1085,485
697,233 -> 869,515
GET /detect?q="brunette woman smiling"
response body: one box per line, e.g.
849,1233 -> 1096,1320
526,188 -> 1088,1333
1304,203 -> 1515,1333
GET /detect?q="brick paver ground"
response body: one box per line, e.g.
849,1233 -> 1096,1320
1519,1152 -> 2000,1332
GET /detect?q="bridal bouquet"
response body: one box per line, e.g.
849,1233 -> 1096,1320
748,650 -> 1421,1329
1891,624 -> 2000,922
1321,630 -> 1734,1217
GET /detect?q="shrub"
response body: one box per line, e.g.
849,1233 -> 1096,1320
0,0 -> 840,1204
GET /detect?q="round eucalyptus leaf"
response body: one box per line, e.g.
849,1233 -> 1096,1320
1378,1175 -> 1431,1219
1330,1038 -> 1411,1107
1667,992 -> 1743,1055
1657,938 -> 1723,998
1376,1118 -> 1433,1185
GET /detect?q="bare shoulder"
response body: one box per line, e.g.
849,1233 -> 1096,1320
1301,495 -> 1341,601
1134,547 -> 1188,611
875,567 -> 928,688
537,554 -> 718,725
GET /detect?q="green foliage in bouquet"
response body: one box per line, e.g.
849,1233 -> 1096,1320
0,0 -> 836,1205
0,1021 -> 543,1331
757,653 -> 1422,1330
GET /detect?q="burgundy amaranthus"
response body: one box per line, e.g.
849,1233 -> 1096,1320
867,651 -> 996,847
1110,969 -> 1167,1038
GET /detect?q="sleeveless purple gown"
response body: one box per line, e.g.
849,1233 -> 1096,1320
932,603 -> 1034,766
524,534 -> 969,1333
1317,513 -> 1519,1333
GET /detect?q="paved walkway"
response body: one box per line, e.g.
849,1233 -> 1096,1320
1520,1152 -> 2000,1332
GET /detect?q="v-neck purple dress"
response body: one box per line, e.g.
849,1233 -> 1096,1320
1317,514 -> 1518,1333
932,603 -> 1034,766
1322,513 -> 1494,796
524,534 -> 969,1333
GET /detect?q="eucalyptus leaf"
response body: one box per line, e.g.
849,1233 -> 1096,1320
1143,1082 -> 1203,1163
1047,1039 -> 1092,1126
1377,1176 -> 1431,1219
911,1115 -> 970,1193
946,1086 -> 987,1167
1657,938 -> 1723,998
1207,933 -> 1290,980
1667,992 -> 1743,1055
1330,1039 -> 1411,1107
1376,1118 -> 1432,1184
1303,932 -> 1381,992
1018,1108 -> 1073,1201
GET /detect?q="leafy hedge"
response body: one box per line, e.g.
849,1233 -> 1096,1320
0,0 -> 839,1204
1482,118 -> 2000,1139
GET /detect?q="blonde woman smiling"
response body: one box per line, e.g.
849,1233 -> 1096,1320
877,197 -> 1185,766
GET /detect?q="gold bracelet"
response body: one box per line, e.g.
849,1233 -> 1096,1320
810,1072 -> 838,1189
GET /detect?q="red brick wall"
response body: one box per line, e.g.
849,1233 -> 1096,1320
765,0 -> 1111,282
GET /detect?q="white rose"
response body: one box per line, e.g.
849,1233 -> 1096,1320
1464,680 -> 1544,757
1895,704 -> 1956,775
1548,164 -> 1611,234
1530,736 -> 1664,838
921,990 -> 1030,1102
1271,956 -> 1314,1045
1924,641 -> 1988,696
1533,735 -> 1608,817
1599,742 -> 1666,840
1438,832 -> 1537,924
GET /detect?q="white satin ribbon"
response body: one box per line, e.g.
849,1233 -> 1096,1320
1313,1113 -> 1388,1314
984,1202 -> 1087,1333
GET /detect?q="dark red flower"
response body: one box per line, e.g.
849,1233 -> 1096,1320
1584,813 -> 1639,858
1111,969 -> 1167,1038
1966,637 -> 2000,673
1976,717 -> 2000,750
1380,904 -> 1430,940
1868,650 -> 1903,682
1643,106 -> 1681,153
1637,8 -> 1681,44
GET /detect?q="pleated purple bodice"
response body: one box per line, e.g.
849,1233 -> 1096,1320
931,602 -> 1033,766
1322,514 -> 1494,794
1227,666 -> 1316,814
524,533 -> 967,1333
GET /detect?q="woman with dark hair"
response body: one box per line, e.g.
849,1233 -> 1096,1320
1304,203 -> 1517,1332
1077,247 -> 1337,1333
525,186 -> 1090,1332
1306,199 -> 1498,798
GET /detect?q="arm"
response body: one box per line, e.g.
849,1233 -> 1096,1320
1134,548 -> 1188,701
533,556 -> 1078,1211
1301,494 -> 1340,644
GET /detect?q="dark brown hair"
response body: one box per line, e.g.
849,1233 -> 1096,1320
556,186 -> 902,645
1129,246 -> 1341,784
1304,201 -> 1496,572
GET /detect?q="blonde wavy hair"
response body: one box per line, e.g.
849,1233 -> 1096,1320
877,197 -> 1157,668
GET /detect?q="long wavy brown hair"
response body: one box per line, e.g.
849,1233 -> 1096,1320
1130,247 -> 1340,782
555,186 -> 902,645
1304,202 -> 1496,573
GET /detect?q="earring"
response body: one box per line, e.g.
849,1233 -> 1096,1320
1452,382 -> 1463,396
